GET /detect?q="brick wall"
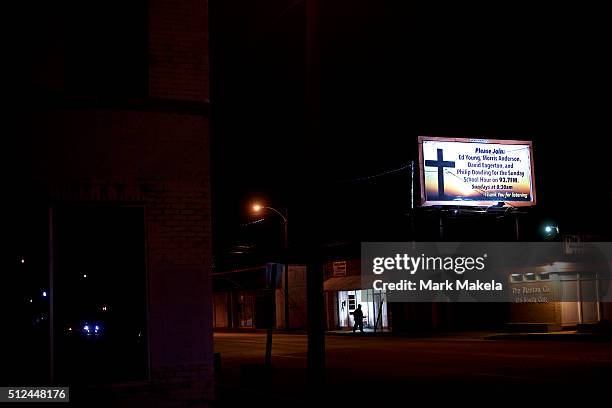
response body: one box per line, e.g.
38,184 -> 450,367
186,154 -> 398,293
17,0 -> 213,404
43,107 -> 213,404
510,302 -> 560,325
149,0 -> 209,102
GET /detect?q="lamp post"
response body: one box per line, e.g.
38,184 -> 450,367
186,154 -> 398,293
252,203 -> 289,367
252,205 -> 288,249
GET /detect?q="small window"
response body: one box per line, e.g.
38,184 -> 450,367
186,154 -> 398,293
348,294 -> 356,311
510,274 -> 523,283
525,273 -> 537,281
539,273 -> 551,281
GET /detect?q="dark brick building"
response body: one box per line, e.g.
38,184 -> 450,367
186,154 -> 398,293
5,0 -> 213,405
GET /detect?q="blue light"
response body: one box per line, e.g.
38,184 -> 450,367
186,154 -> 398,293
94,325 -> 100,333
543,225 -> 559,236
42,291 -> 47,297
83,325 -> 90,333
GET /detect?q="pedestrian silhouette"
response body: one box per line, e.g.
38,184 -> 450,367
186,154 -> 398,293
352,304 -> 364,333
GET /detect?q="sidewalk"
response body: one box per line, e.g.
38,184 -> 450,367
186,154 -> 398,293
326,328 -> 392,336
214,327 -> 612,341
327,329 -> 612,342
485,330 -> 612,342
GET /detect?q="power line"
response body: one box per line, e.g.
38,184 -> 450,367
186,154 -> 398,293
240,218 -> 266,227
339,163 -> 410,183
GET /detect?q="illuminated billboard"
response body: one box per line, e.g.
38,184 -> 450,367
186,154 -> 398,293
418,136 -> 536,207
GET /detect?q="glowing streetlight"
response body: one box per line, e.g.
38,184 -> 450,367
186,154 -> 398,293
543,224 -> 559,239
251,203 -> 287,224
544,225 -> 558,234
249,202 -> 288,249
248,201 -> 289,366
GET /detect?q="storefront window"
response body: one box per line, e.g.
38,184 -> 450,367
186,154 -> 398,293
337,289 -> 388,330
510,274 -> 523,283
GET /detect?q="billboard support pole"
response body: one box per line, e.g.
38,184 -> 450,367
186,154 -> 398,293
410,160 -> 415,210
410,161 -> 416,242
514,213 -> 520,241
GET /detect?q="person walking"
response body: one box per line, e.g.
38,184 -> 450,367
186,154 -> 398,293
352,304 -> 364,333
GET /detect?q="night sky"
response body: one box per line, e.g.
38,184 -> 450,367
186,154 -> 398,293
210,1 -> 611,266
6,1 -> 609,266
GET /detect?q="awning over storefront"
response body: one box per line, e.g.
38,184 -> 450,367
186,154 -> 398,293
323,275 -> 376,291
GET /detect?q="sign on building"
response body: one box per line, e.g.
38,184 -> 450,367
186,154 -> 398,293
332,261 -> 347,277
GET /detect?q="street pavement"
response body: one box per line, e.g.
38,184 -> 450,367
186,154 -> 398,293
214,332 -> 612,406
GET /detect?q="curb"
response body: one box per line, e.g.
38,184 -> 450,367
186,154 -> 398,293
485,333 -> 612,342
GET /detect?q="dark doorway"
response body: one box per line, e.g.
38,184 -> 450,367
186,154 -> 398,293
1,205 -> 50,385
54,206 -> 148,383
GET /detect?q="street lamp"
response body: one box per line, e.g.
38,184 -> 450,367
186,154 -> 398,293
251,203 -> 289,367
252,204 -> 287,233
252,202 -> 288,284
543,224 -> 560,240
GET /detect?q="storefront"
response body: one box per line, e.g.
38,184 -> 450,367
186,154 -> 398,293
323,262 -> 390,331
508,263 -> 612,330
336,289 -> 388,330
213,264 -> 308,330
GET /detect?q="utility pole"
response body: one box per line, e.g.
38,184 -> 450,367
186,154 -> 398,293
252,206 -> 288,368
305,0 -> 325,386
283,211 -> 289,331
48,207 -> 54,384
